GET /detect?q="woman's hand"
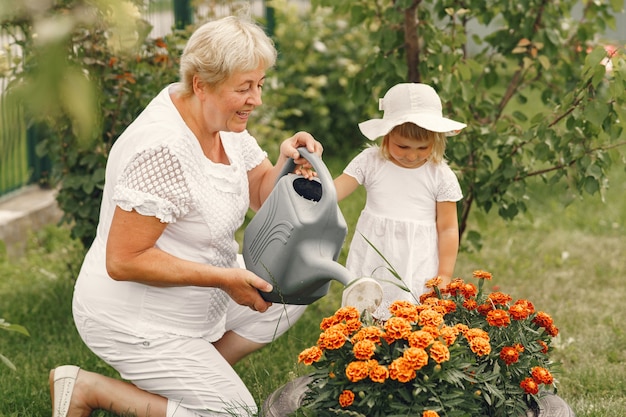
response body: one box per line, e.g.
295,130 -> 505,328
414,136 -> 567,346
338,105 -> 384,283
280,131 -> 323,179
220,268 -> 274,312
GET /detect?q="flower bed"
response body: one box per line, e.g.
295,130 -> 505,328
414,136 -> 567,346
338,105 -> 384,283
295,270 -> 560,417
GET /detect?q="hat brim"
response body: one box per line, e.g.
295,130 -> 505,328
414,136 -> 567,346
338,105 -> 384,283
359,113 -> 467,140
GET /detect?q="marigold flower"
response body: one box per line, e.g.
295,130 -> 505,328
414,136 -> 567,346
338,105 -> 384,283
298,346 -> 323,365
345,318 -> 362,334
465,328 -> 489,341
369,363 -> 389,383
468,337 -> 492,356
384,317 -> 413,340
423,411 -> 440,417
509,303 -> 531,320
473,269 -> 493,280
531,366 -> 554,385
444,278 -> 465,296
403,347 -> 429,369
317,326 -> 347,350
336,306 -> 360,322
546,324 -> 559,337
439,325 -> 458,346
419,291 -> 438,303
408,330 -> 434,349
389,300 -> 419,322
320,316 -> 338,331
419,309 -> 444,328
499,346 -> 520,365
533,311 -> 554,328
338,389 -> 355,407
425,276 -> 443,288
477,303 -> 494,316
520,377 -> 539,394
486,309 -> 511,327
345,361 -> 370,382
420,325 -> 440,338
513,343 -> 525,353
353,339 -> 376,360
488,291 -> 513,305
454,323 -> 469,335
438,299 -> 457,314
463,299 -> 478,310
461,282 -> 478,299
429,341 -> 451,363
353,326 -> 383,343
389,357 -> 417,382
537,340 -> 549,354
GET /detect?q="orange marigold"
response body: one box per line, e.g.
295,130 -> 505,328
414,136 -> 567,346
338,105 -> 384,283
488,291 -> 513,305
439,325 -> 459,346
444,278 -> 465,296
419,291 -> 438,303
473,269 -> 493,280
499,346 -> 520,365
422,411 -> 440,417
463,299 -> 478,310
461,282 -> 478,299
477,303 -> 494,316
389,357 -> 417,383
533,311 -> 554,328
384,317 -> 413,340
546,324 -> 559,337
369,363 -> 389,383
298,346 -> 323,365
320,316 -> 339,331
537,340 -> 549,354
520,377 -> 539,394
338,389 -> 355,407
425,276 -> 443,288
468,337 -> 492,356
408,330 -> 435,349
353,326 -> 383,343
335,306 -> 360,322
486,309 -> 511,327
531,366 -> 554,385
403,347 -> 429,369
353,339 -> 376,360
419,309 -> 444,328
509,303 -> 532,321
317,326 -> 347,350
345,361 -> 370,382
389,300 -> 419,322
429,341 -> 451,364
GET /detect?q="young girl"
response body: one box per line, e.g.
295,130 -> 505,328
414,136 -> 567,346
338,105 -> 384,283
335,83 -> 466,318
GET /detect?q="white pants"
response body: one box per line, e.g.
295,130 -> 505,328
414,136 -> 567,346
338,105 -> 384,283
74,299 -> 307,416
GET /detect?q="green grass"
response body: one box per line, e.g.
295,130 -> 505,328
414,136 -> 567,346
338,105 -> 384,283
1,161 -> 625,416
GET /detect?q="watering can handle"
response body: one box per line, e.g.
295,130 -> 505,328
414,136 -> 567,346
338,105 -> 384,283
277,147 -> 338,203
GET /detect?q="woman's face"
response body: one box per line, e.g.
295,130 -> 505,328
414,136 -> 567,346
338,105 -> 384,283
386,131 -> 434,169
202,64 -> 266,133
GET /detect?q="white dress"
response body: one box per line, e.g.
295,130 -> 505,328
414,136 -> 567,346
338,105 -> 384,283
344,147 -> 462,316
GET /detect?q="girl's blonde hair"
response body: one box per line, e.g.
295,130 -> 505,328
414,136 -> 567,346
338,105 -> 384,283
380,122 -> 447,163
178,15 -> 277,97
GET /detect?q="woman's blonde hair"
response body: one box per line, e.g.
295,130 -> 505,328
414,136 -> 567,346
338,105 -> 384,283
380,122 -> 447,163
178,15 -> 277,97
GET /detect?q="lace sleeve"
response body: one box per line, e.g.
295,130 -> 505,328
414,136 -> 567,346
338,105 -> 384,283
436,164 -> 463,202
343,147 -> 377,185
113,146 -> 191,222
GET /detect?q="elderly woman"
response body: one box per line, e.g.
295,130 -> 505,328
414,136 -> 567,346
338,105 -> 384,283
49,14 -> 322,417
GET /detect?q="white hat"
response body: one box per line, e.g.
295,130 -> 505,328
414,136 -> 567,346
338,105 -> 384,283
358,83 -> 467,140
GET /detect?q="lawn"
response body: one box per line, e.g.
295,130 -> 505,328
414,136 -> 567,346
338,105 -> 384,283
0,161 -> 624,416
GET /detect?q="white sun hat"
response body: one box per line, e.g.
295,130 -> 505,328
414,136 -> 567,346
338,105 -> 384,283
358,83 -> 467,140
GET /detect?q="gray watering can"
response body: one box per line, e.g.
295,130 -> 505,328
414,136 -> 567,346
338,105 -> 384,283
242,148 -> 357,305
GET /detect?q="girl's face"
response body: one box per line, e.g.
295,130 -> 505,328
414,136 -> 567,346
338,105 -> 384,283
386,131 -> 434,169
202,64 -> 265,133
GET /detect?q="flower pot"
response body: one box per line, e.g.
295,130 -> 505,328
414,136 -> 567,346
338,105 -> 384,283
260,375 -> 577,417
